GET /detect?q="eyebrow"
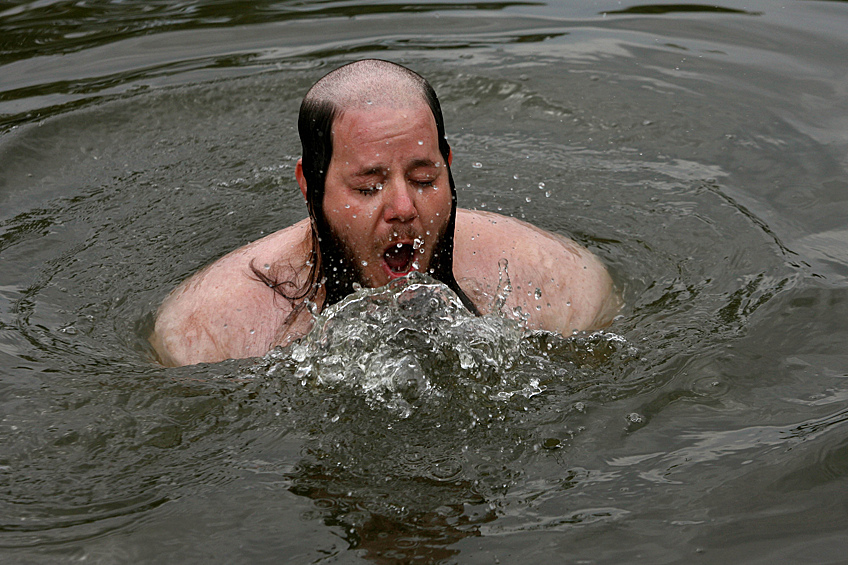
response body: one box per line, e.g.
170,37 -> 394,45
409,158 -> 439,170
351,167 -> 384,179
350,159 -> 440,178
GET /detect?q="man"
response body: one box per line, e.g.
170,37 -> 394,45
150,60 -> 619,367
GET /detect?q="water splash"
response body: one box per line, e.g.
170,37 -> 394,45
280,272 -> 542,419
262,272 -> 633,423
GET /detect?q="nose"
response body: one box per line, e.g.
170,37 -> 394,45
383,181 -> 418,223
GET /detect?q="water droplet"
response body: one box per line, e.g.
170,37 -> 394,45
534,288 -> 542,300
472,162 -> 483,169
525,197 -> 531,203
538,182 -> 546,189
361,260 -> 368,266
418,140 -> 424,145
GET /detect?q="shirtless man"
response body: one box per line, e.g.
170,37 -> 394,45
150,60 -> 619,366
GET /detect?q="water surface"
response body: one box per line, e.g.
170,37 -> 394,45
2,0 -> 848,563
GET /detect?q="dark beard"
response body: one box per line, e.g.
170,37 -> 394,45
319,221 -> 453,308
318,224 -> 367,305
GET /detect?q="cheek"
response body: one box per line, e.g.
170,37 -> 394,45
426,192 -> 452,228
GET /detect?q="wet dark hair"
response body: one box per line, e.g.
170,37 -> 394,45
254,60 -> 478,316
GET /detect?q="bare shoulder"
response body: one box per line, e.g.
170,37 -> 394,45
150,219 -> 313,366
453,208 -> 619,334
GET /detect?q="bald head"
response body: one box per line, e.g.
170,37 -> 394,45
304,59 -> 431,112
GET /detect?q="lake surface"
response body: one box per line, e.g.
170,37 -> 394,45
2,0 -> 848,563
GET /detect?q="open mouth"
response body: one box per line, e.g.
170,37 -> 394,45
384,243 -> 415,274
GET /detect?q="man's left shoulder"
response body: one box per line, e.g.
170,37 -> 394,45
453,208 -> 619,331
454,208 -> 587,273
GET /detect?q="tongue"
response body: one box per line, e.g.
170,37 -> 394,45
384,244 -> 413,273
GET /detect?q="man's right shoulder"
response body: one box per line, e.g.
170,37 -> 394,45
150,219 -> 312,366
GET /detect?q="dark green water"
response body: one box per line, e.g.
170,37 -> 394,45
2,1 -> 848,563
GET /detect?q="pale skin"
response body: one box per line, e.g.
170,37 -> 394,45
150,103 -> 619,366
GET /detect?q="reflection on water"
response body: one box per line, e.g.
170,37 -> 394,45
2,0 -> 848,562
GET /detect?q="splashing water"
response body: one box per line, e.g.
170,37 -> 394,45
281,272 -> 537,418
264,272 -> 632,420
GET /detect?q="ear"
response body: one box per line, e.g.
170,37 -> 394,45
295,158 -> 308,200
448,148 -> 453,166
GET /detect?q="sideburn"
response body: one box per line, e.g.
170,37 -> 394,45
316,219 -> 365,307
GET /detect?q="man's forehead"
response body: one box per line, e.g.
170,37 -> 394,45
334,98 -> 433,124
332,103 -> 439,149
